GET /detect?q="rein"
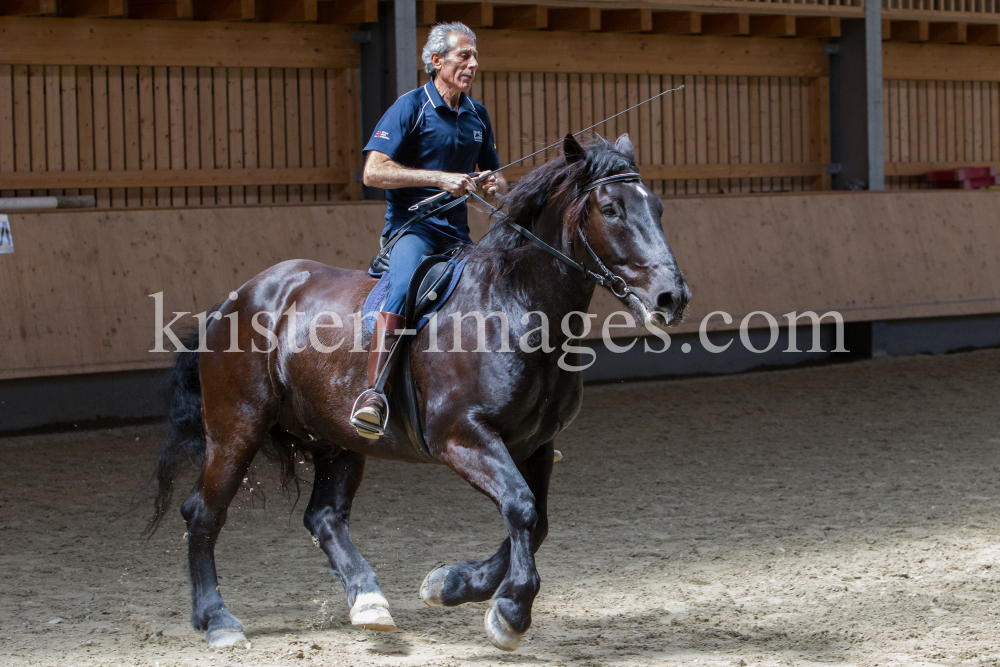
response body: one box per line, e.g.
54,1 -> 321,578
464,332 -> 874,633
476,171 -> 643,301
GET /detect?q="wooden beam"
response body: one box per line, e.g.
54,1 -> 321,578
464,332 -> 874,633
749,14 -> 795,37
882,17 -> 891,40
883,42 -> 1000,81
127,0 -> 193,20
493,4 -> 546,30
651,11 -> 700,35
601,8 -> 652,33
0,17 -> 358,68
889,20 -> 929,42
0,167 -> 353,190
928,21 -> 966,44
796,16 -> 840,39
256,0 -> 318,22
416,0 -> 435,26
885,161 -> 999,177
459,29 -> 829,78
0,0 -> 55,15
546,7 -> 599,31
60,0 -> 124,17
318,0 -> 377,24
701,13 -> 749,36
192,0 -> 253,21
967,23 -> 1000,45
436,2 -> 492,27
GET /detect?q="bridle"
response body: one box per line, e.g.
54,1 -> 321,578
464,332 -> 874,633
490,171 -> 644,301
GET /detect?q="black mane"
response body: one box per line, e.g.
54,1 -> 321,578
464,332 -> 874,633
473,137 -> 637,253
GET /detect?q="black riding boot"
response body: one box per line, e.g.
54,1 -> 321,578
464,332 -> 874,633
350,311 -> 406,439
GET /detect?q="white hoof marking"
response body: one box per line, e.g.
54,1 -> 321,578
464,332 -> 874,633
350,592 -> 396,632
206,630 -> 247,648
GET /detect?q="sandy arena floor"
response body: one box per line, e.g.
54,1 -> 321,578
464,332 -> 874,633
2,349 -> 1000,667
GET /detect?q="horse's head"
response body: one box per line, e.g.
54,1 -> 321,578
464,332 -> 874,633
565,134 -> 691,328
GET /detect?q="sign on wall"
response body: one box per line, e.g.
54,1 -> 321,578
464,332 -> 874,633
0,215 -> 12,254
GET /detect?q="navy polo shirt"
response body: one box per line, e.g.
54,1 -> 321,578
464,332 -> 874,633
363,80 -> 501,242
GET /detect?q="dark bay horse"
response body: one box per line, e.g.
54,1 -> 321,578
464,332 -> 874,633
147,134 -> 690,651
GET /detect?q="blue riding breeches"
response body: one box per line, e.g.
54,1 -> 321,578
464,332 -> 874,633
383,233 -> 450,315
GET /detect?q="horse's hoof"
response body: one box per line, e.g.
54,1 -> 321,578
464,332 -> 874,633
206,629 -> 247,648
484,602 -> 523,651
419,565 -> 451,607
350,592 -> 396,632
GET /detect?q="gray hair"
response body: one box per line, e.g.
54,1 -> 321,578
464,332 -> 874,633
421,22 -> 477,75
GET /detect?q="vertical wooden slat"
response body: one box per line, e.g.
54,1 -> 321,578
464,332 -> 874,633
664,75 -> 677,196
944,80 -> 955,162
544,72 -> 557,161
556,72 -> 569,141
972,80 -> 983,162
738,76 -> 750,193
284,68 -> 301,202
344,68 -> 362,200
122,66 -> 141,205
44,66 -> 62,197
674,75 -> 687,194
153,66 -> 170,205
307,68 -> 322,203
326,69 -> 342,200
595,73 -> 608,139
182,67 -> 200,205
780,76 -> 792,192
228,66 -> 245,204
167,67 -> 185,206
626,73 -> 639,148
907,79 -> 919,170
75,67 -> 93,201
12,65 -> 30,197
60,66 -> 79,196
697,75 -> 710,194
991,82 -> 1000,162
769,77 -> 781,192
705,75 -> 717,193
917,79 -> 928,163
937,81 -> 947,162
580,73 -> 593,139
748,76 -> 760,193
28,66 -> 46,196
107,66 -> 125,206
137,66 -> 156,206
790,77 -> 802,192
495,72 -> 509,165
512,73 -> 526,162
531,72 -> 544,163
981,80 -> 992,164
257,68 -> 273,204
614,73 -> 627,142
727,76 -> 739,194
684,75 -> 697,193
926,79 -> 937,164
198,67 -> 216,205
889,79 -> 900,165
962,80 -> 972,163
213,67 -> 230,205
638,73 -> 651,172
298,68 -> 314,202
0,66 -> 13,198
650,75 -> 664,195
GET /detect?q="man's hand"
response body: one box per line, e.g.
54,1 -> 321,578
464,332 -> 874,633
480,171 -> 507,197
437,172 -> 476,198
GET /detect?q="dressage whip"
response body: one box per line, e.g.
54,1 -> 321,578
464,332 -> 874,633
408,84 -> 686,213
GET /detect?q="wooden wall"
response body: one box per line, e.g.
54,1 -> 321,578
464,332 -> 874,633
0,18 -> 362,204
882,42 -> 1000,189
4,190 -> 1000,380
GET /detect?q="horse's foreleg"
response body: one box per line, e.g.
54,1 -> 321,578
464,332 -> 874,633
421,442 -> 553,608
180,427 -> 263,648
435,432 -> 545,651
303,449 -> 395,632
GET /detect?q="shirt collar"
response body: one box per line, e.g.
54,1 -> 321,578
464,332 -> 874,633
424,80 -> 475,114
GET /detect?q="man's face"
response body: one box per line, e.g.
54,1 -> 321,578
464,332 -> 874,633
432,34 -> 478,93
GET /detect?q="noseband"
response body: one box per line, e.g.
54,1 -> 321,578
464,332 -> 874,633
498,171 -> 643,300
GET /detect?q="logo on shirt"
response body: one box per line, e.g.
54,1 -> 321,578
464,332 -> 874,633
375,130 -> 390,140
473,130 -> 483,142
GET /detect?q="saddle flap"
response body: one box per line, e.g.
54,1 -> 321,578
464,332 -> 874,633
413,262 -> 455,320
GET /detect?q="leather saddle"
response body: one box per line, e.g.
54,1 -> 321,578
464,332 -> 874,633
369,242 -> 468,462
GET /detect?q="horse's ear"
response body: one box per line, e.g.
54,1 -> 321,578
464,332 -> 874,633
563,134 -> 585,163
614,133 -> 636,162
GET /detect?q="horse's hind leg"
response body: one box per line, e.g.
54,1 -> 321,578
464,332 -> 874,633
303,448 -> 395,631
421,442 -> 553,609
180,411 -> 269,648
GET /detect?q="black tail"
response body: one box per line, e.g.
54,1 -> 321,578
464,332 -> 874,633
144,328 -> 208,537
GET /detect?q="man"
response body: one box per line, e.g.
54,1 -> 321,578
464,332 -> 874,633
351,22 -> 506,438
